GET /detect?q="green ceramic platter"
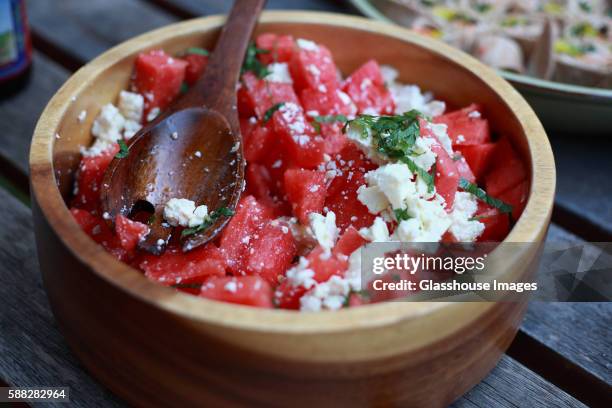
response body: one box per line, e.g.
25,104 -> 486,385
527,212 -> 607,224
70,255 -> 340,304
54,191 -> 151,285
349,0 -> 612,135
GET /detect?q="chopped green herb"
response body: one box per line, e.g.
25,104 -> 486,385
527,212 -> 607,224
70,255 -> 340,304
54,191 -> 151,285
115,139 -> 129,159
394,208 -> 412,222
180,82 -> 189,94
181,206 -> 236,238
262,102 -> 285,123
344,110 -> 435,193
311,114 -> 348,133
469,215 -> 492,222
184,47 -> 209,56
458,178 -> 513,214
452,153 -> 462,161
147,214 -> 156,225
242,42 -> 270,78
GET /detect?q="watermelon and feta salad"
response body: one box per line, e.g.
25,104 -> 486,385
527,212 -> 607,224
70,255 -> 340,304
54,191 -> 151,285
69,35 -> 529,311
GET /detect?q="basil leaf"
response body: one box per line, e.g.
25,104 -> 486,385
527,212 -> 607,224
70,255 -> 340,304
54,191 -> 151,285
242,42 -> 270,78
184,47 -> 209,56
394,208 -> 412,222
262,102 -> 285,123
459,178 -> 513,214
115,139 -> 129,159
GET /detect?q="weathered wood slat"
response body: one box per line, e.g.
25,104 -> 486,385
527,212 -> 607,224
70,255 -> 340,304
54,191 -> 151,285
552,136 -> 612,240
0,53 -> 68,177
27,0 -> 178,65
0,186 -> 590,407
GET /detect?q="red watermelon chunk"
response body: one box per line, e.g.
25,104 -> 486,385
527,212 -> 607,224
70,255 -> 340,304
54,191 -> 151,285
72,142 -> 120,212
453,153 -> 476,184
342,60 -> 395,115
434,104 -> 490,146
272,102 -> 325,168
475,202 -> 510,242
289,40 -> 339,92
240,72 -> 300,119
456,143 -> 495,181
246,221 -> 297,284
256,33 -> 295,64
498,180 -> 529,220
132,50 -> 187,117
246,164 -> 287,215
484,138 -> 527,197
200,276 -> 273,308
70,208 -> 128,261
333,226 -> 367,257
284,168 -> 327,224
219,195 -> 274,274
115,215 -> 150,251
430,140 -> 460,210
183,53 -> 208,85
306,246 -> 349,283
300,86 -> 357,118
274,279 -> 307,310
244,122 -> 274,163
140,244 -> 226,286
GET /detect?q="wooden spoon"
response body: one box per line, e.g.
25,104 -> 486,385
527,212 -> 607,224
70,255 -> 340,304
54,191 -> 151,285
100,0 -> 266,254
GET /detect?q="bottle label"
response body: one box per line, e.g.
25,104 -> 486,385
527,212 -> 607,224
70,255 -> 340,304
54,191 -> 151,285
0,0 -> 31,80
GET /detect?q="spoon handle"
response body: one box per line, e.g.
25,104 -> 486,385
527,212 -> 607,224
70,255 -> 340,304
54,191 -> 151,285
187,0 -> 266,117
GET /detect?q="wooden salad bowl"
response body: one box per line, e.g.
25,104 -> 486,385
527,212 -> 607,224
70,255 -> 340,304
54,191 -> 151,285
29,12 -> 555,408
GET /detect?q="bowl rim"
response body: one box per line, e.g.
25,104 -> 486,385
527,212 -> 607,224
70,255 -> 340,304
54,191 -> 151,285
29,11 -> 555,334
348,0 -> 612,101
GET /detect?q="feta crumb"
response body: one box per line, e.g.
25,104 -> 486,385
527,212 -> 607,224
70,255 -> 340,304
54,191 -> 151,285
457,134 -> 466,143
118,91 -> 144,122
409,137 -> 437,172
91,103 -> 125,143
359,217 -> 390,242
393,198 -> 451,242
80,139 -> 116,157
170,131 -> 178,140
271,159 -> 282,168
224,280 -> 238,293
357,185 -> 389,214
264,62 -> 293,83
365,163 -> 416,210
194,151 -> 202,158
448,192 -> 484,242
468,110 -> 481,119
296,38 -> 319,51
163,198 -> 196,227
427,122 -> 453,156
123,120 -> 142,140
300,275 -> 350,312
146,107 -> 160,122
285,257 -> 316,289
307,212 -> 339,252
77,110 -> 87,123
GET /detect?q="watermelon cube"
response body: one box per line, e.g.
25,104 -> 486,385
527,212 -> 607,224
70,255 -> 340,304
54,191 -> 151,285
240,72 -> 300,119
140,244 -> 226,286
200,276 -> 273,308
430,141 -> 460,210
341,60 -> 395,115
289,41 -> 339,92
183,53 -> 208,85
244,123 -> 274,163
498,180 -> 529,220
256,33 -> 295,64
333,226 -> 367,257
219,195 -> 274,274
484,138 -> 527,197
433,104 -> 491,146
475,203 -> 511,242
300,86 -> 357,118
71,142 -> 120,212
115,215 -> 150,251
70,208 -> 129,261
246,222 -> 297,284
132,50 -> 187,116
284,168 -> 327,224
456,143 -> 496,181
453,153 -> 476,184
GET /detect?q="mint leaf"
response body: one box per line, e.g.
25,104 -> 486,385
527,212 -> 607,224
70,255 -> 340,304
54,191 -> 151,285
181,206 -> 235,238
262,102 -> 285,123
311,114 -> 348,133
242,42 -> 270,78
115,139 -> 129,159
459,178 -> 513,214
184,47 -> 209,56
394,208 -> 412,222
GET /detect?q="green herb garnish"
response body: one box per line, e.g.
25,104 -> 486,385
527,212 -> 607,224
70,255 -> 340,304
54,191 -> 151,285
242,42 -> 270,78
184,47 -> 209,56
181,206 -> 235,238
262,102 -> 285,123
180,82 -> 189,94
311,114 -> 348,133
344,110 -> 435,193
394,208 -> 412,222
458,178 -> 513,214
115,139 -> 129,159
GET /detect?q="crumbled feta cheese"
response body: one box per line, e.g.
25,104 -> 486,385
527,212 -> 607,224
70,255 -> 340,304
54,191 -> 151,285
123,120 -> 142,140
285,257 -> 316,289
118,91 -> 144,122
306,110 -> 319,118
91,103 -> 125,143
380,65 -> 399,84
264,62 -> 293,83
359,217 -> 390,242
170,131 -> 178,140
357,185 -> 389,214
365,163 -> 416,210
190,205 -> 209,228
457,134 -> 466,143
80,139 -> 116,157
307,212 -> 339,251
448,192 -> 484,242
300,275 -> 350,312
393,198 -> 451,242
468,110 -> 481,119
194,151 -> 202,158
146,107 -> 160,122
77,110 -> 87,123
427,122 -> 453,156
409,137 -> 437,171
224,280 -> 238,293
163,198 -> 196,227
296,38 -> 319,51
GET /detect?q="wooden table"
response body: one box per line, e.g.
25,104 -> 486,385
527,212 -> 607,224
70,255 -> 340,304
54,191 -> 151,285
0,1 -> 610,406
